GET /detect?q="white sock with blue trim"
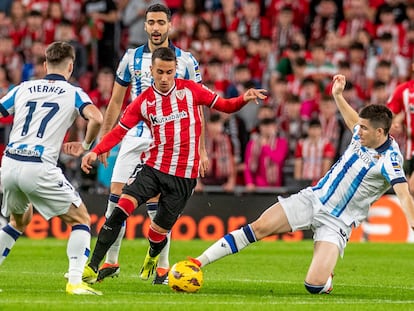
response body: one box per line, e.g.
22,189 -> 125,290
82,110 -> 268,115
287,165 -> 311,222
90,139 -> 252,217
0,224 -> 22,265
196,225 -> 257,267
67,224 -> 91,285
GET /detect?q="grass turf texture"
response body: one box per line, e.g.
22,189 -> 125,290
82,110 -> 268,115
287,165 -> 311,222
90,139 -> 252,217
0,238 -> 413,311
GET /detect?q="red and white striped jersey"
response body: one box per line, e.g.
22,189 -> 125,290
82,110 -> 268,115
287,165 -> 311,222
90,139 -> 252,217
387,80 -> 414,159
118,79 -> 244,178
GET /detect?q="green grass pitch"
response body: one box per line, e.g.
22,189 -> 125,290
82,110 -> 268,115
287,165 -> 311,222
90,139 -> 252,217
0,238 -> 414,311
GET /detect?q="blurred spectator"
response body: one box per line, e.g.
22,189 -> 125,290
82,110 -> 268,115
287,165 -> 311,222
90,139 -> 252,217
368,80 -> 389,106
374,0 -> 407,24
55,19 -> 88,83
270,5 -> 301,58
191,18 -> 214,65
60,0 -> 84,24
195,114 -> 236,192
294,118 -> 335,186
20,10 -> 44,53
286,56 -> 308,96
371,59 -> 398,98
121,0 -> 166,49
299,77 -> 320,122
375,4 -> 406,54
279,95 -> 304,152
266,77 -> 289,117
318,93 -> 347,159
170,0 -> 203,50
43,1 -> 64,44
365,32 -> 409,90
250,105 -> 276,136
225,31 -> 247,64
228,0 -> 271,46
244,117 -> 289,190
337,0 -> 375,48
304,42 -> 337,91
305,0 -> 341,47
401,23 -> 414,60
204,57 -> 230,97
266,0 -> 310,29
31,55 -> 46,80
8,0 -> 27,49
271,42 -> 306,82
81,0 -> 120,71
0,65 -> 14,99
87,67 -> 115,114
21,40 -> 46,81
346,41 -> 368,94
203,0 -> 238,35
323,31 -> 347,66
0,35 -> 23,85
217,110 -> 249,185
23,0 -> 50,17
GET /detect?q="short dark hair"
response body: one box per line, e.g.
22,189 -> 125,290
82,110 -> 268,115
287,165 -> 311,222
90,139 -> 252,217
359,104 -> 392,134
45,41 -> 75,65
152,47 -> 176,63
146,3 -> 171,21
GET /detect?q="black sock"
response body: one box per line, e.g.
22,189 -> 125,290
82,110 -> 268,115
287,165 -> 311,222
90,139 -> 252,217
89,207 -> 128,271
148,237 -> 168,257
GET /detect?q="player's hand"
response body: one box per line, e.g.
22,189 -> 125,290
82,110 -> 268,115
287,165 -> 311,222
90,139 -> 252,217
98,151 -> 110,168
81,152 -> 98,174
243,88 -> 267,105
61,142 -> 85,157
332,74 -> 346,96
199,149 -> 209,178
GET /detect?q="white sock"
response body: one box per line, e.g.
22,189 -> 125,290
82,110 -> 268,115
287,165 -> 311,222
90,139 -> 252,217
147,203 -> 170,270
0,224 -> 22,265
104,194 -> 125,265
196,225 -> 257,267
67,224 -> 91,285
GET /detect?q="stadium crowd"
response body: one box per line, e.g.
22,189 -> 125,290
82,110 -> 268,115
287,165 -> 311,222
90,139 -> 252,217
0,0 -> 413,192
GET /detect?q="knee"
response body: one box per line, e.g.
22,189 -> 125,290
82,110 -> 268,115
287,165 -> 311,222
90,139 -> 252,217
304,274 -> 333,294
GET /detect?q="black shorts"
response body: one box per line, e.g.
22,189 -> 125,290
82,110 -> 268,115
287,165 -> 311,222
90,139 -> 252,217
122,164 -> 196,230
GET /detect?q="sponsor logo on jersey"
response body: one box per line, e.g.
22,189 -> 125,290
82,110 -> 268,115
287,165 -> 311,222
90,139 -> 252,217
149,111 -> 188,125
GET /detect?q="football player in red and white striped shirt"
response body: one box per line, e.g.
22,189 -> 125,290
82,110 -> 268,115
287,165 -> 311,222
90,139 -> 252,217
81,47 -> 267,283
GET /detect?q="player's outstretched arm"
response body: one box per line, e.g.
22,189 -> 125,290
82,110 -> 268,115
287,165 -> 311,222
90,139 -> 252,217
393,182 -> 414,230
332,74 -> 359,131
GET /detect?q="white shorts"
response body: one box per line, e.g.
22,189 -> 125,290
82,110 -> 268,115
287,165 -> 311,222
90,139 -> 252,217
110,129 -> 152,183
279,187 -> 351,257
1,157 -> 82,220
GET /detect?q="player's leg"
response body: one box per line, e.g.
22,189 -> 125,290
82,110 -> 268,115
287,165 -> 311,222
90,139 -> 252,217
139,171 -> 196,281
304,241 -> 338,294
99,136 -> 152,280
192,201 -> 292,267
146,195 -> 170,284
60,203 -> 101,295
303,222 -> 347,294
0,206 -> 32,265
86,194 -> 138,275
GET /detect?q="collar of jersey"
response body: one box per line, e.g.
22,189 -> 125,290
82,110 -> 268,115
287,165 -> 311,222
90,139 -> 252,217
143,40 -> 176,53
375,135 -> 392,153
43,74 -> 66,81
152,81 -> 176,96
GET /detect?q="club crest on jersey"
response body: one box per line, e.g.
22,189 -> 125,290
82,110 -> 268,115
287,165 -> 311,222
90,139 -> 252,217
176,89 -> 186,100
134,70 -> 142,77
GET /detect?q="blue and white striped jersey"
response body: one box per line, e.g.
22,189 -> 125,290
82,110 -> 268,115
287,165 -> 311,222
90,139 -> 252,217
116,41 -> 202,100
0,74 -> 92,165
312,125 -> 406,227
